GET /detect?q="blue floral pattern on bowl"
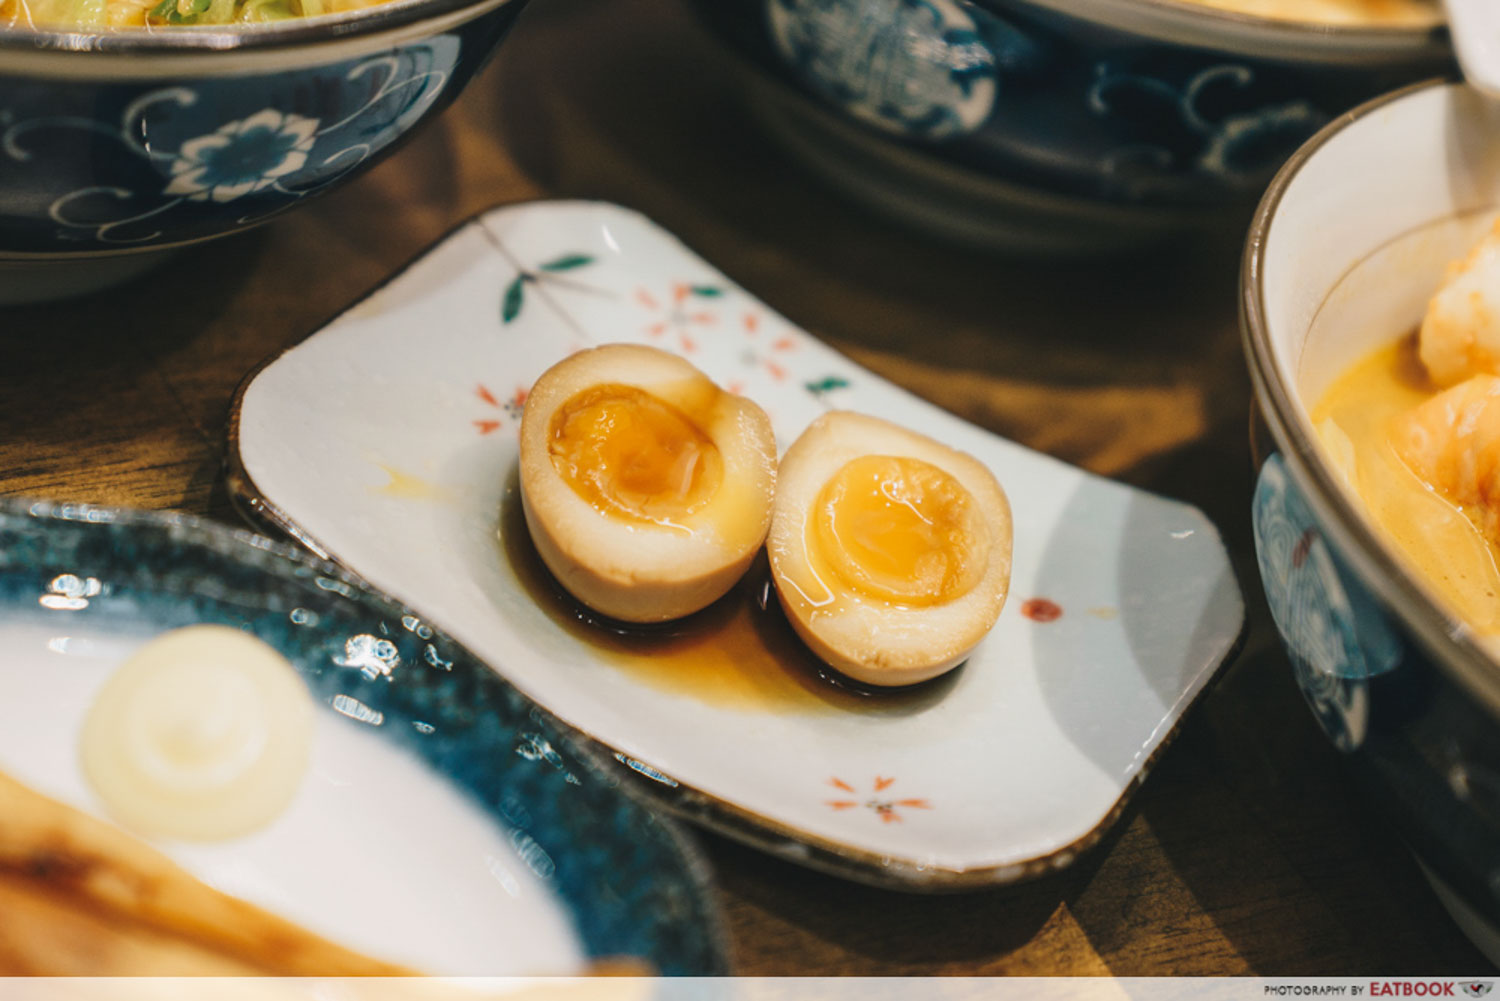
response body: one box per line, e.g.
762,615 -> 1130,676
163,108 -> 321,204
1086,55 -> 1328,201
768,0 -> 1002,139
1252,453 -> 1402,752
1249,452 -> 1500,935
0,1 -> 523,257
689,0 -> 1450,207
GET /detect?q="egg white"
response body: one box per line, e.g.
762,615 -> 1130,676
518,343 -> 777,623
768,411 -> 1012,686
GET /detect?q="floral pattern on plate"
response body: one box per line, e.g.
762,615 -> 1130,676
230,199 -> 1244,889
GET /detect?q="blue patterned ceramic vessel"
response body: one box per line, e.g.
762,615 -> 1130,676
689,0 -> 1452,248
0,496 -> 728,974
1244,80 -> 1500,964
0,0 -> 526,299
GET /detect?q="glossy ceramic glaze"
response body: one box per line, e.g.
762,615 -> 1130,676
0,498 -> 726,975
230,199 -> 1245,889
687,0 -> 1451,248
0,0 -> 526,301
1243,79 -> 1500,962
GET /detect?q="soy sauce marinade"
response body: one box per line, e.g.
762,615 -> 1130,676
497,483 -> 959,715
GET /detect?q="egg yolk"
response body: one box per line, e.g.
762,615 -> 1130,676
548,383 -> 725,528
812,455 -> 987,606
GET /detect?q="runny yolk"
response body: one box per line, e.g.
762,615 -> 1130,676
811,455 -> 987,605
548,383 -> 724,527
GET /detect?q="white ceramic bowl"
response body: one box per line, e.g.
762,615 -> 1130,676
1243,78 -> 1500,963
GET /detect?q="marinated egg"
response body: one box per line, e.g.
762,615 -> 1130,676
518,343 -> 777,623
79,625 -> 314,841
768,412 -> 1012,686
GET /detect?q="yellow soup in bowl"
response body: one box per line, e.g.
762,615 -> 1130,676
1182,0 -> 1438,26
1313,219 -> 1500,651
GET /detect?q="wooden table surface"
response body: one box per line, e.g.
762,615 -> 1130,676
4,0 -> 1493,976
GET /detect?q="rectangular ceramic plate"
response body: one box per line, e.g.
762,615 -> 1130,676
230,200 -> 1244,889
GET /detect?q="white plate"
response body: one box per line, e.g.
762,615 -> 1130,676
0,620 -> 581,976
230,199 -> 1244,888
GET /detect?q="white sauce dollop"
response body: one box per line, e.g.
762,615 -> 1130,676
79,624 -> 313,841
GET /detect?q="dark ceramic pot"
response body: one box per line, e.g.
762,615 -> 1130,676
0,0 -> 526,297
688,0 -> 1452,248
1243,79 -> 1500,963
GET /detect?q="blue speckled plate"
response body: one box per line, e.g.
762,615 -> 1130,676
0,497 -> 727,976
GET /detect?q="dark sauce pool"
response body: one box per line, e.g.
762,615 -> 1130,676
498,478 -> 957,715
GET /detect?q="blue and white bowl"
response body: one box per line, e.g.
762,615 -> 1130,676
0,0 -> 526,301
1243,79 -> 1500,965
688,0 -> 1451,250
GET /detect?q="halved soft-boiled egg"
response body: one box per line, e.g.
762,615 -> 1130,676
518,343 -> 777,623
768,412 -> 1012,686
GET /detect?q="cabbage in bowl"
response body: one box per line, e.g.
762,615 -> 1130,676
1,0 -> 387,28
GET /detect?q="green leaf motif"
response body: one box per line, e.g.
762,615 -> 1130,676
501,275 -> 525,324
539,254 -> 594,272
806,376 -> 850,395
690,285 -> 724,298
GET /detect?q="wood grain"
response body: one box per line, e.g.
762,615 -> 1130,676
0,0 -> 1491,975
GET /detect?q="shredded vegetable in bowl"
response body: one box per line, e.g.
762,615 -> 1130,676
0,0 -> 387,28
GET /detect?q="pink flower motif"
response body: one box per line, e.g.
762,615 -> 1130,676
826,776 -> 931,823
473,383 -> 527,435
737,312 -> 802,383
635,281 -> 723,343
